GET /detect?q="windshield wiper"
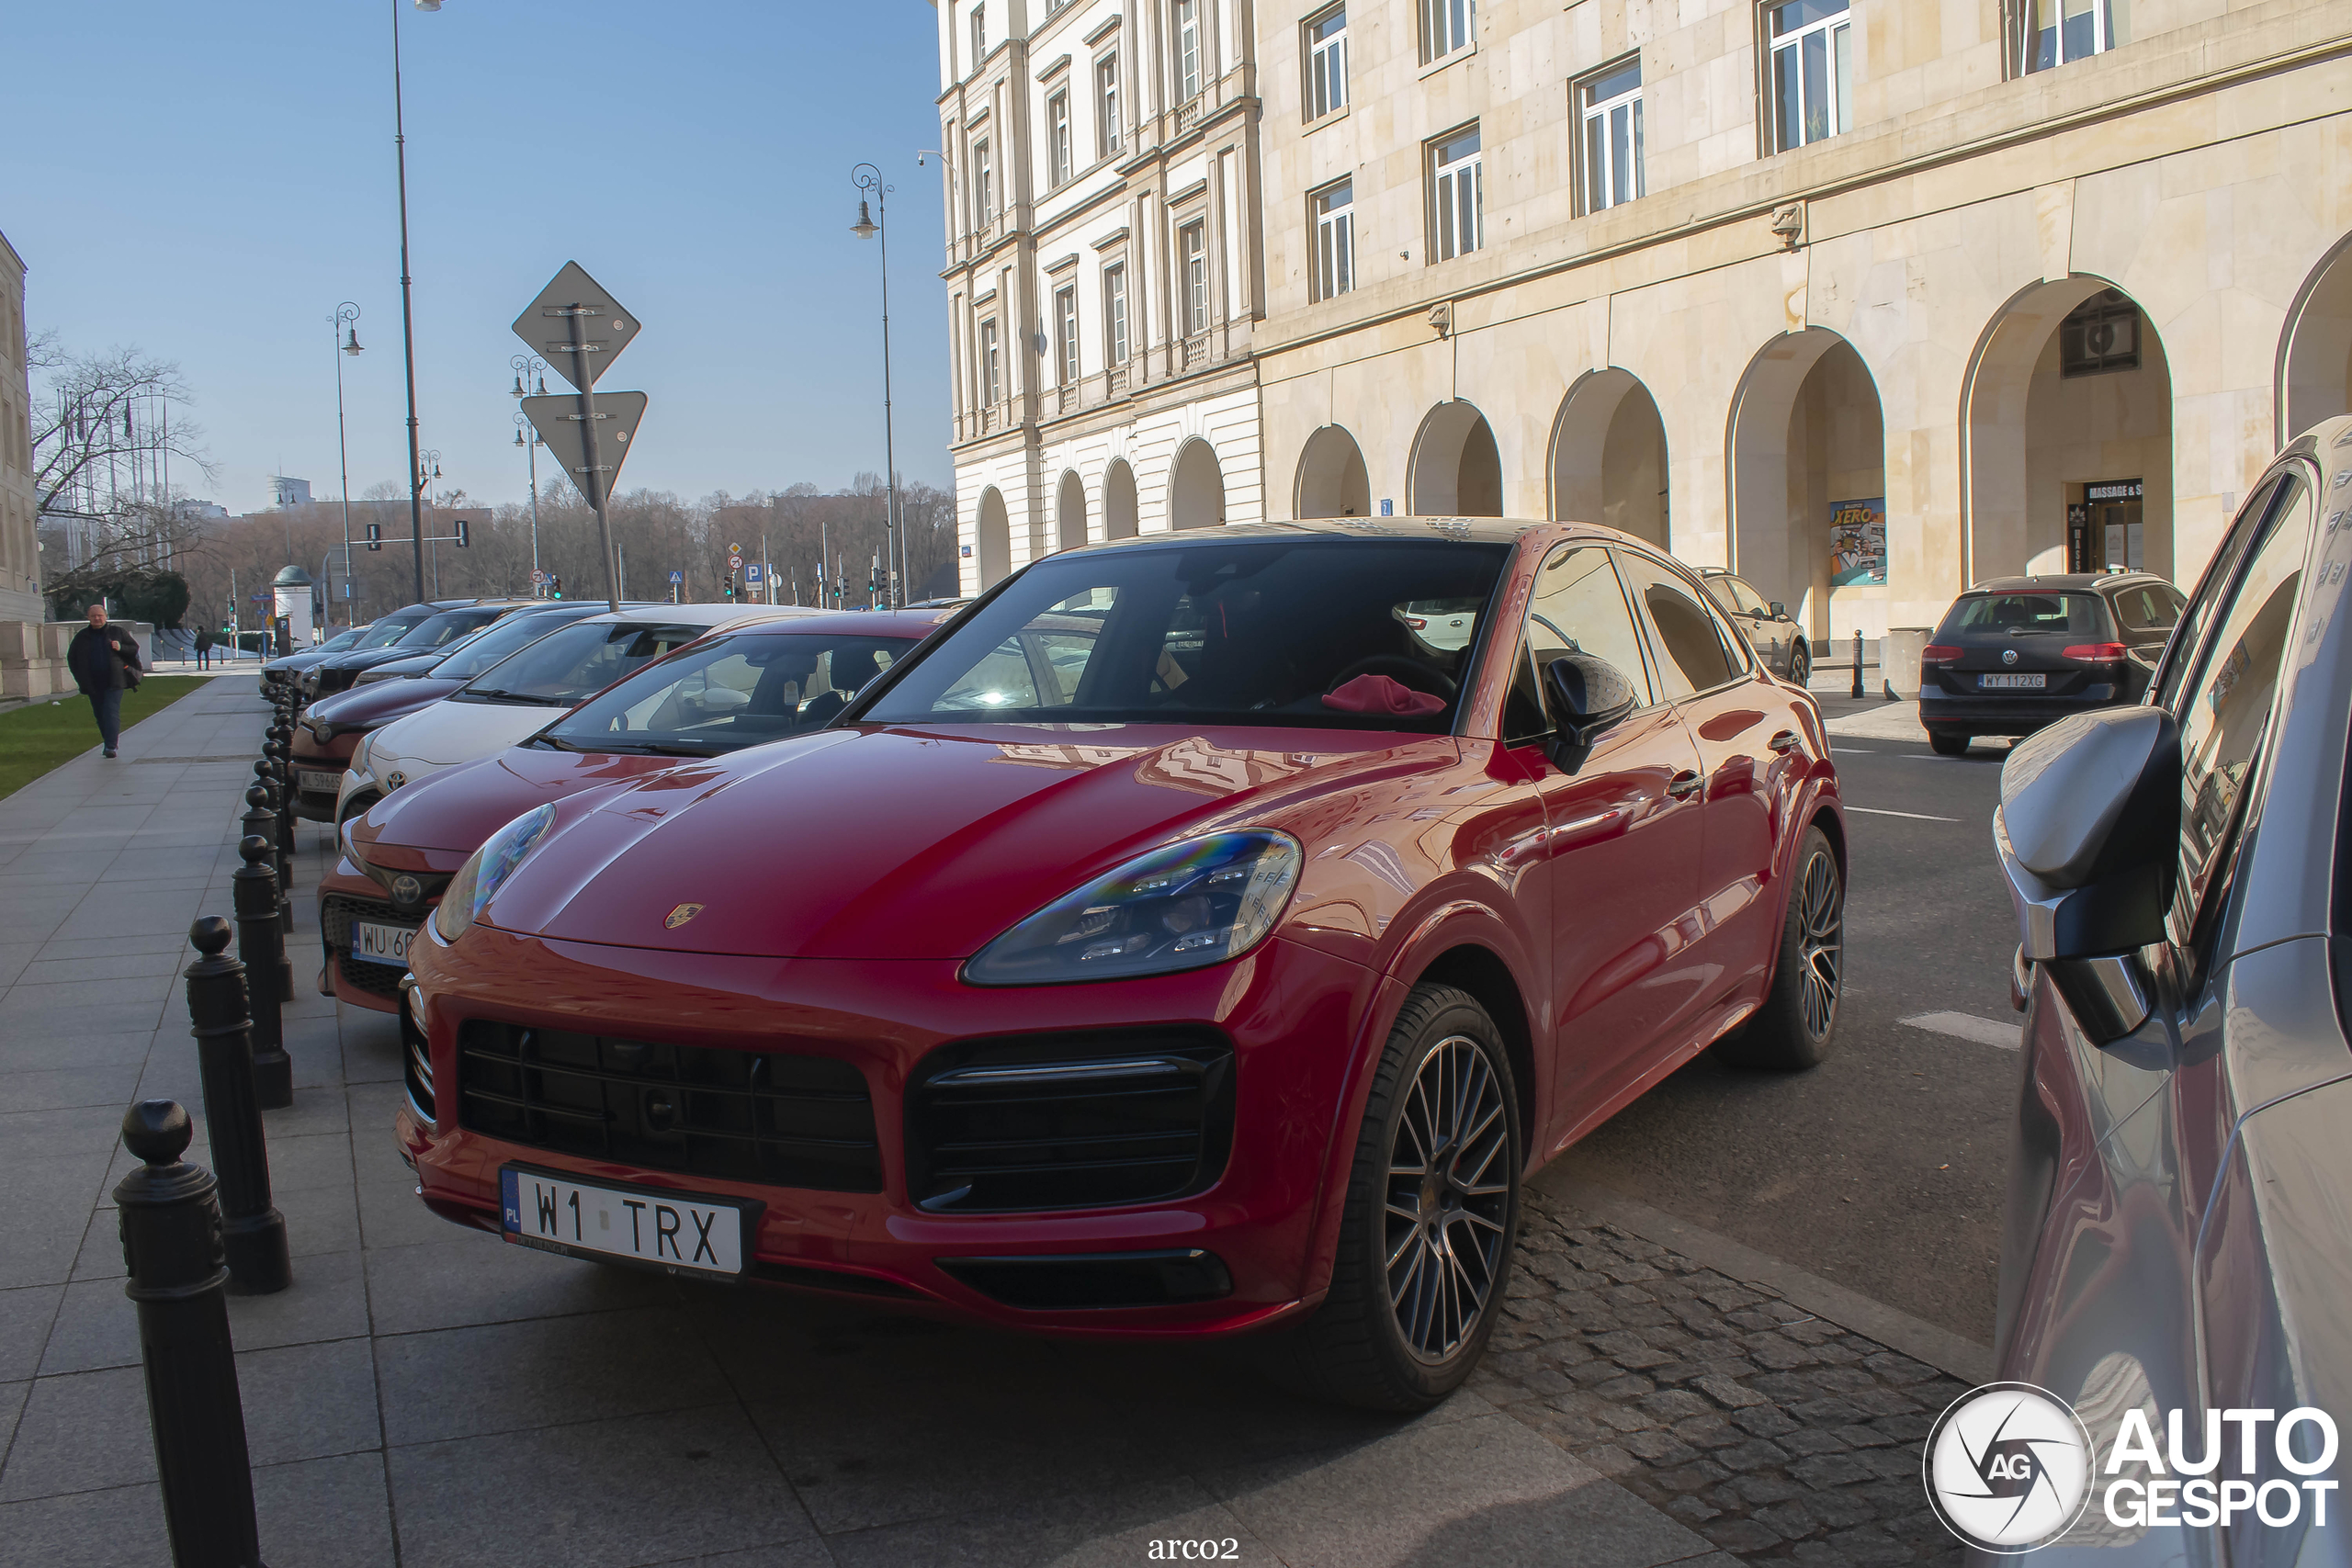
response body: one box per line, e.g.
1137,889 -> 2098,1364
601,740 -> 724,757
463,688 -> 565,705
526,733 -> 587,751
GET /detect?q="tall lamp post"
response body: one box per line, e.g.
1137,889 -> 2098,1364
851,164 -> 904,608
392,0 -> 444,605
510,355 -> 548,591
415,448 -> 443,595
331,303 -> 364,626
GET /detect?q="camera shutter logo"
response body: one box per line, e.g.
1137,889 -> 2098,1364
1923,1382 -> 2095,1552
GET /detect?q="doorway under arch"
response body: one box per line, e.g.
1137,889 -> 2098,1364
1170,439 -> 1226,530
1295,425 -> 1372,517
1103,459 -> 1139,539
975,487 -> 1012,588
1408,400 -> 1502,515
1727,329 -> 1886,640
1056,470 -> 1087,551
2278,232 -> 2352,443
1548,369 -> 1668,546
1963,276 -> 2173,585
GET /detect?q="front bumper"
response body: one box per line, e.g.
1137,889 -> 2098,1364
399,927 -> 1379,1335
290,731 -> 362,822
319,862 -> 428,1013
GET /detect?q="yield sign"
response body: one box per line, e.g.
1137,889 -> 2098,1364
512,262 -> 640,391
521,392 -> 650,499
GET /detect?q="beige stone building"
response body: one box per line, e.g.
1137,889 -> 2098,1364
0,228 -> 39,626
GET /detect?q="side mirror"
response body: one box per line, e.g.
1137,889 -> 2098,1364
1769,602 -> 1788,619
1996,705 -> 2180,1043
1543,654 -> 1638,775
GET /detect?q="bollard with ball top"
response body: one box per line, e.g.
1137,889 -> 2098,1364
184,917 -> 290,1293
255,750 -> 293,936
115,1098 -> 266,1568
233,837 -> 293,1110
1850,630 -> 1865,700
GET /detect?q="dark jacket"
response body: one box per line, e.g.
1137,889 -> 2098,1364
68,625 -> 142,695
194,626 -> 214,652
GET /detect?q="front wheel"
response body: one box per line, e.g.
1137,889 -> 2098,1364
1713,825 -> 1844,1070
1788,642 -> 1810,689
1285,984 -> 1521,1412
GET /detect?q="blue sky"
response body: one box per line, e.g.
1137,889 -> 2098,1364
3,1 -> 949,514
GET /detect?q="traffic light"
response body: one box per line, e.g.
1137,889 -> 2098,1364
455,518 -> 470,549
366,522 -> 382,553
548,575 -> 562,599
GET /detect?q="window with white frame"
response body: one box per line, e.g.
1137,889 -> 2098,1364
2023,0 -> 2128,73
1056,285 -> 1080,385
974,139 -> 995,226
981,317 -> 1002,403
1177,0 -> 1204,102
1306,6 -> 1348,120
1578,58 -> 1645,212
1048,91 -> 1073,187
1430,127 -> 1483,262
1180,220 -> 1209,334
1768,0 -> 1851,151
1096,52 -> 1122,156
1103,264 -> 1131,365
970,4 -> 986,74
1312,178 -> 1354,301
1423,0 -> 1474,64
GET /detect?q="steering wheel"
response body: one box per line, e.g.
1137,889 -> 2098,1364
1326,654 -> 1458,700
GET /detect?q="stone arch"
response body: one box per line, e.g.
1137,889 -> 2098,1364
2278,232 -> 2352,444
1056,469 -> 1087,550
1295,425 -> 1372,517
1169,438 -> 1226,530
976,486 -> 1012,587
1727,328 -> 1887,641
1962,276 -> 2174,586
1408,400 -> 1502,516
1103,458 -> 1139,539
1547,369 -> 1668,546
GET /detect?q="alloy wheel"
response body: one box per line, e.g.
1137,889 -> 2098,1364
1798,848 -> 1842,1039
1383,1035 -> 1511,1363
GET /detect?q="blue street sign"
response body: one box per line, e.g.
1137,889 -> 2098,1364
745,564 -> 763,583
667,570 -> 684,584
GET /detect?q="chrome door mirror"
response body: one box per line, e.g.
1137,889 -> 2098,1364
1543,654 -> 1638,775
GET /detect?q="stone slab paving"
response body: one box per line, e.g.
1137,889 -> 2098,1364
0,675 -> 1983,1567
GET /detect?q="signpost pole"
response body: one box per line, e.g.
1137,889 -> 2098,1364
564,305 -> 621,613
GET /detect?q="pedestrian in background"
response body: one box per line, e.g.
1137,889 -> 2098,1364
67,604 -> 142,760
194,625 -> 214,670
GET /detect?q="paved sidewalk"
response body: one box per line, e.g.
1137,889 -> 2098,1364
0,677 -> 1967,1567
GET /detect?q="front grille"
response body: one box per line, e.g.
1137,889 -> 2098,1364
905,1031 -> 1235,1213
338,952 -> 407,1000
321,893 -> 416,1000
457,1021 -> 881,1192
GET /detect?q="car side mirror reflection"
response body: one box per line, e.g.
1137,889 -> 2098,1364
1543,654 -> 1638,775
1769,602 -> 1788,619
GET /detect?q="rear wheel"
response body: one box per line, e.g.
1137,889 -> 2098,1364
1788,642 -> 1810,689
1928,729 -> 1971,757
1713,826 -> 1843,1071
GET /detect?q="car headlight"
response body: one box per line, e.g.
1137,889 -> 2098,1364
349,731 -> 377,777
431,804 -> 557,944
963,830 -> 1302,987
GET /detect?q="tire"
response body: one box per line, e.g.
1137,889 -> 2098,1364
1285,984 -> 1522,1412
1928,730 -> 1971,757
1788,644 -> 1810,689
1713,825 -> 1844,1071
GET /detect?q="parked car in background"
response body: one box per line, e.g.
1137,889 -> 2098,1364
288,602 -> 620,821
260,622 -> 376,694
400,520 -> 1843,1411
321,607 -> 954,1012
304,600 -> 537,701
1700,570 -> 1811,687
1989,423 -> 2347,1564
1918,572 -> 2182,755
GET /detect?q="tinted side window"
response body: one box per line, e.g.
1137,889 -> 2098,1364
1510,545 -> 1654,740
2158,475 -> 2287,710
2110,586 -> 2177,636
1623,558 -> 1740,699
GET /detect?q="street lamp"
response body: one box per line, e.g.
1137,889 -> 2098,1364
417,446 -> 443,595
513,411 -> 544,590
391,0 -> 444,606
332,301 -> 364,626
852,163 -> 905,608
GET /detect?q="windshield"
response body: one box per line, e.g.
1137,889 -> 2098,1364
865,537 -> 1510,731
352,615 -> 427,650
542,630 -> 921,754
395,606 -> 507,650
461,619 -> 713,707
430,607 -> 602,682
313,628 -> 365,653
1945,592 -> 2111,637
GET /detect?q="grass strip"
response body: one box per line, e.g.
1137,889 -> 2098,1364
0,677 -> 214,800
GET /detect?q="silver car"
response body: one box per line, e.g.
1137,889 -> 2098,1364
1989,419 -> 2351,1563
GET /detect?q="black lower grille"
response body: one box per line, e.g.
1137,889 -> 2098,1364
401,993 -> 435,1123
937,1249 -> 1233,1309
457,1021 -> 881,1192
320,893 -> 415,1000
905,1031 -> 1235,1213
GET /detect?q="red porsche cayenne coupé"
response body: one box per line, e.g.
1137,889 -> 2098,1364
400,521 -> 1844,1409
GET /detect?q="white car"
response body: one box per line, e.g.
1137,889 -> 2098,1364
336,603 -> 806,821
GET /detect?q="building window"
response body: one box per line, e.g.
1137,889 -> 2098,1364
981,317 -> 1002,403
1423,0 -> 1475,64
970,4 -> 986,74
1047,91 -> 1073,188
1306,6 -> 1349,120
1177,0 -> 1203,101
974,140 -> 994,226
1430,127 -> 1483,262
2024,0 -> 2129,73
1096,53 -> 1122,157
1180,220 -> 1210,334
1056,285 -> 1080,385
2060,289 -> 2141,378
1769,0 -> 1851,151
1104,264 -> 1131,365
1312,178 -> 1354,300
1578,58 -> 1645,211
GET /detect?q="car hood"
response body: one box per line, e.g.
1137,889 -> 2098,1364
481,723 -> 1454,961
315,646 -> 425,674
354,744 -> 701,859
308,677 -> 464,733
370,698 -> 568,771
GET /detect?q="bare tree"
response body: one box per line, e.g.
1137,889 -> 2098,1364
29,333 -> 218,604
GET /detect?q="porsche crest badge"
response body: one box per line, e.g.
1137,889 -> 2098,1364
664,903 -> 705,930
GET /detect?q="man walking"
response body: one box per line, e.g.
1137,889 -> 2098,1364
67,603 -> 142,760
194,624 -> 214,670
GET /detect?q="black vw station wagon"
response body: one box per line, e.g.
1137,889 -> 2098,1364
1917,572 -> 2183,755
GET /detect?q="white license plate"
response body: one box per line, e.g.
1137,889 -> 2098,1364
351,920 -> 416,966
1979,673 -> 2046,690
300,768 -> 343,793
500,1167 -> 749,1276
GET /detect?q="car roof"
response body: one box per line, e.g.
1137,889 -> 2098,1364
714,606 -> 960,637
1964,573 -> 2173,594
1060,517 -> 1551,552
572,603 -> 823,630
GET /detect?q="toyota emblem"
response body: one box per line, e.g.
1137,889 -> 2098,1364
390,873 -> 424,908
2002,649 -> 2019,666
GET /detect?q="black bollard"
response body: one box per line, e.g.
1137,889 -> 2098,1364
1850,629 -> 1864,699
184,917 -> 291,1293
250,764 -> 291,937
258,748 -> 294,935
115,1100 -> 266,1568
233,837 -> 293,1110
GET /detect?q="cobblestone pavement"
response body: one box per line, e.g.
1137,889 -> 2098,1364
1475,1190 -> 1971,1567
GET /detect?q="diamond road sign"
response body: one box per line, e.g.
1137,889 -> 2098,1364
512,262 -> 640,392
520,391 -> 650,499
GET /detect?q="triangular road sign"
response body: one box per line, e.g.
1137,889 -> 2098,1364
513,262 -> 640,391
522,391 -> 650,502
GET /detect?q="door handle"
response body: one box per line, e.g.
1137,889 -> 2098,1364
1667,770 -> 1702,799
1768,730 -> 1800,754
